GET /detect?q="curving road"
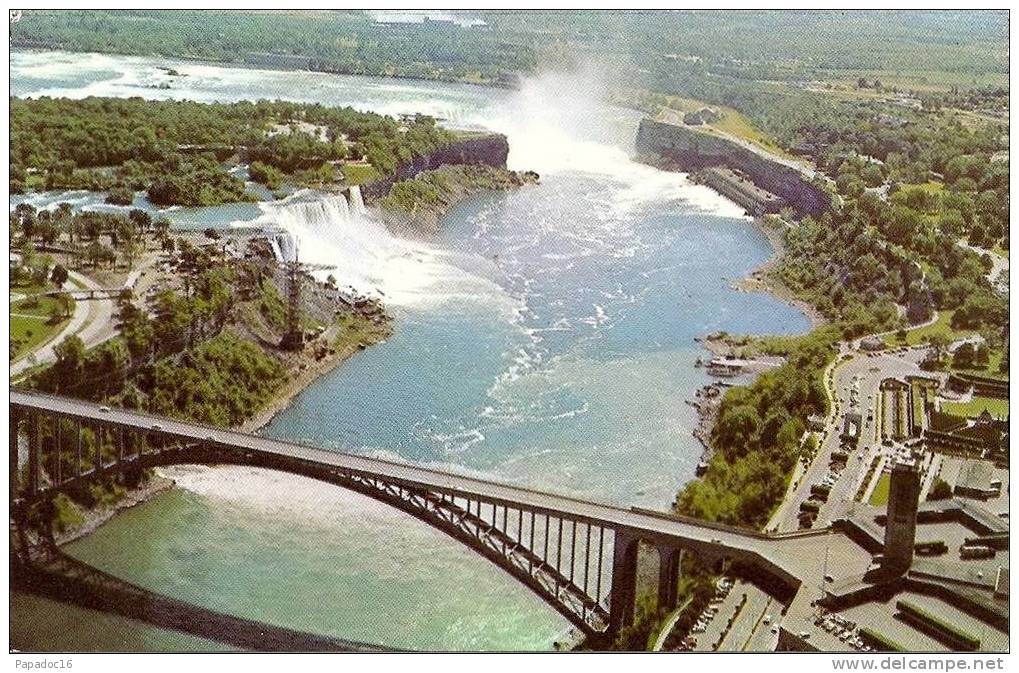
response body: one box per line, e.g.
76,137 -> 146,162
10,270 -> 116,378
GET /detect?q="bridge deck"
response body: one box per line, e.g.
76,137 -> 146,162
13,392 -> 765,543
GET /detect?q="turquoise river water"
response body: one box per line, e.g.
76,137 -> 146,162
10,50 -> 810,651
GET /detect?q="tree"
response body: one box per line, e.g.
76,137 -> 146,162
860,164 -> 884,188
129,208 -> 153,234
712,404 -> 760,458
952,343 -> 975,369
105,186 -> 134,205
50,263 -> 69,289
122,238 -> 142,271
49,335 -> 86,393
928,478 -> 952,501
55,292 -> 74,319
154,217 -> 171,240
85,240 -> 104,268
940,209 -> 965,239
90,340 -> 131,398
47,305 -> 64,325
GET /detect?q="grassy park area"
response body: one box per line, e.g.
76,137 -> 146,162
889,310 -> 976,347
341,163 -> 381,186
9,286 -> 75,362
940,396 -> 1009,419
868,473 -> 891,506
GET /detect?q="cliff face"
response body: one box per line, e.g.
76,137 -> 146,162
636,119 -> 831,217
361,134 -> 510,202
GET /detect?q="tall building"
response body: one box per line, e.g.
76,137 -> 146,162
882,459 -> 921,573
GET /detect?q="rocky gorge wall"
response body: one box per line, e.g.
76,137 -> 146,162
361,134 -> 510,202
636,119 -> 832,217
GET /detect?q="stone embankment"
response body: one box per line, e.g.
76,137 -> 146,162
635,119 -> 832,218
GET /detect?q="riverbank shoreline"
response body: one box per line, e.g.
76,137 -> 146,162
238,313 -> 393,433
54,474 -> 176,547
684,213 -> 822,480
732,217 -> 825,329
49,306 -> 393,547
376,165 -> 539,233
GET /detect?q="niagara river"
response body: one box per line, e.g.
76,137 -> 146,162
10,50 -> 811,651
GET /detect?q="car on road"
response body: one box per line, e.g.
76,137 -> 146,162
151,423 -> 163,431
99,405 -> 111,413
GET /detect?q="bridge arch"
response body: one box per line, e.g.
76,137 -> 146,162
14,426 -> 616,637
11,391 -> 809,645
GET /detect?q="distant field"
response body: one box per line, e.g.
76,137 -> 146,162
819,69 -> 1008,93
941,396 -> 1009,419
649,92 -> 800,162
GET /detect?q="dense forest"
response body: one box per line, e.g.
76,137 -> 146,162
10,97 -> 458,204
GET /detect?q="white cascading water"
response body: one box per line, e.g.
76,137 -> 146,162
248,190 -> 512,311
348,185 -> 366,216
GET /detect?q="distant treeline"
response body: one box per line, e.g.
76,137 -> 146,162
12,10 -> 1006,87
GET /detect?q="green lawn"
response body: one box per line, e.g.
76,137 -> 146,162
953,347 -> 1008,382
9,283 -> 76,362
889,310 -> 976,347
869,473 -> 891,506
10,313 -> 69,362
940,396 -> 1009,420
341,163 -> 380,186
12,293 -> 67,318
992,245 -> 1009,260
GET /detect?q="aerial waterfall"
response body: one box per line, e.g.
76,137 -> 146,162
249,190 -> 511,311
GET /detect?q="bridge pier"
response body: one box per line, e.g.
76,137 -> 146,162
608,529 -> 639,634
657,545 -> 684,612
28,413 -> 41,497
75,420 -> 82,478
52,419 -> 61,487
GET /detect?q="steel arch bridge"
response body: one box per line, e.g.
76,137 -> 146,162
10,389 -> 806,642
